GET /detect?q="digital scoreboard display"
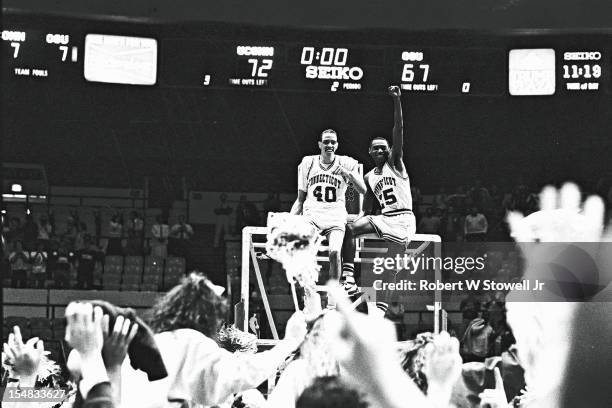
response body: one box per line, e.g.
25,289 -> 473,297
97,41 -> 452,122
393,47 -> 505,95
84,34 -> 158,85
293,46 -> 368,92
3,26 -> 612,98
2,29 -> 80,79
560,50 -> 604,92
229,45 -> 275,87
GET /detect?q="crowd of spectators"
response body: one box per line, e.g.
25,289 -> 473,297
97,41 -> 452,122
413,180 -> 543,243
2,182 -> 611,408
2,208 -> 193,290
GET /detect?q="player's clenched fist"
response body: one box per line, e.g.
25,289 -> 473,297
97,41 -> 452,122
388,85 -> 401,97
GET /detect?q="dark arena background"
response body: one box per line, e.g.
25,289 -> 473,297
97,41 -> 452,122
2,1 -> 612,407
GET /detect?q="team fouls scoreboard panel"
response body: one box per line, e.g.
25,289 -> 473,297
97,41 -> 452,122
2,27 -> 611,96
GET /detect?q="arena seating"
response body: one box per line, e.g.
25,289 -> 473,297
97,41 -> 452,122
89,255 -> 187,291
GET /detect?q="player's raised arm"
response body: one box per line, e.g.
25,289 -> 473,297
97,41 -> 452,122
388,85 -> 406,173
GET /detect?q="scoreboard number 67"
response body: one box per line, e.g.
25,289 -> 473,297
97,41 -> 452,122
402,63 -> 430,83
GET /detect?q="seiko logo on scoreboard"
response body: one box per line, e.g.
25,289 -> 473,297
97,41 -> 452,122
305,66 -> 364,80
564,52 -> 601,61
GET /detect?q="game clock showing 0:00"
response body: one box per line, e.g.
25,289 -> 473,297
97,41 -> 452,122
298,46 -> 367,91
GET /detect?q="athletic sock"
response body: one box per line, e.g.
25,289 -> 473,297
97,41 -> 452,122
341,262 -> 355,281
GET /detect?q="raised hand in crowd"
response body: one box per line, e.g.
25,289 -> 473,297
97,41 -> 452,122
101,314 -> 139,370
101,314 -> 139,405
325,283 -> 432,408
422,331 -> 462,408
65,303 -> 111,403
505,182 -> 610,408
3,326 -> 44,387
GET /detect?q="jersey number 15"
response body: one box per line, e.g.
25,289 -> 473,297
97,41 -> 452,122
379,188 -> 397,209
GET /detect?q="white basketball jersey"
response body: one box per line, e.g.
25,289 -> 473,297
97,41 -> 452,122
298,155 -> 358,218
367,162 -> 413,215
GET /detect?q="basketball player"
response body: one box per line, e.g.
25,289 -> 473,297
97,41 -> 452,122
290,129 -> 366,290
341,85 -> 415,309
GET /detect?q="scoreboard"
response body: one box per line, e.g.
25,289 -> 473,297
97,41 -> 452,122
2,26 -> 611,96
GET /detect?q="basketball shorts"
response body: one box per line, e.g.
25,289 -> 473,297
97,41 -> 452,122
366,211 -> 416,245
303,209 -> 347,236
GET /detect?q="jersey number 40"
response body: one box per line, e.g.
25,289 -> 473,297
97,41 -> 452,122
313,185 -> 337,203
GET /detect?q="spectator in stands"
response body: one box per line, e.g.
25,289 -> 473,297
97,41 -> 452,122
464,207 -> 488,242
22,213 -> 39,251
151,215 -> 170,259
37,214 -> 52,249
93,209 -> 102,242
441,206 -> 463,242
469,180 -> 491,211
418,207 -> 441,235
433,186 -> 448,211
9,240 -> 30,288
235,195 -> 261,233
486,207 -> 511,241
6,216 -> 23,246
125,211 -> 144,255
169,215 -> 194,258
53,243 -> 74,289
69,209 -> 81,227
30,242 -> 48,289
504,184 -> 538,215
74,222 -> 88,252
106,214 -> 123,256
62,216 -> 78,250
263,192 -> 282,223
460,293 -> 481,328
214,193 -> 232,248
489,184 -> 503,209
48,210 -> 56,236
76,235 -> 103,290
461,316 -> 495,363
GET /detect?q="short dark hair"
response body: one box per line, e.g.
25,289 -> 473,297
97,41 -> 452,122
148,272 -> 228,337
296,376 -> 368,408
320,129 -> 337,140
370,137 -> 389,147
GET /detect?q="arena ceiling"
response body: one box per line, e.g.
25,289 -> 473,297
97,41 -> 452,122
3,0 -> 612,30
